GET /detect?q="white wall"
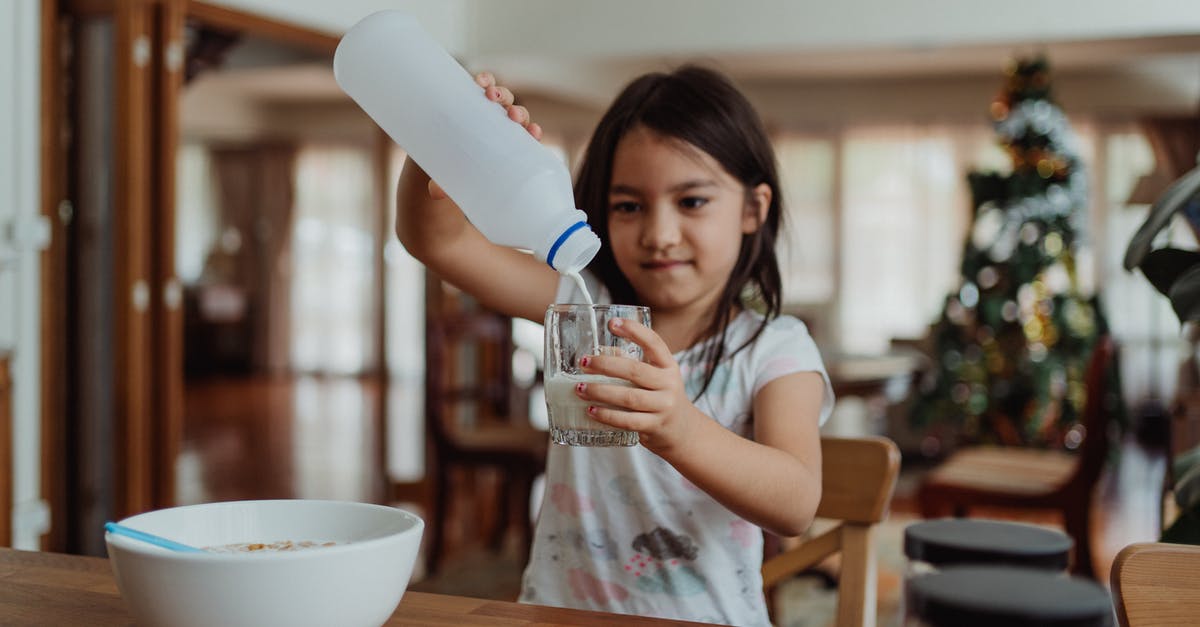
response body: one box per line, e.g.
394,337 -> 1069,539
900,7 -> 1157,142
209,0 -> 1200,54
1,0 -> 47,550
203,0 -> 1200,124
469,0 -> 1200,58
189,0 -> 1200,149
207,1 -> 1200,74
745,67 -> 1200,130
466,0 -> 1200,105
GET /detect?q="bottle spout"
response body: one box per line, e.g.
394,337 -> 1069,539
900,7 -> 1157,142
546,222 -> 601,274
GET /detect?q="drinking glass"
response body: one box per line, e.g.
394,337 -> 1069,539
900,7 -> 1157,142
543,304 -> 650,447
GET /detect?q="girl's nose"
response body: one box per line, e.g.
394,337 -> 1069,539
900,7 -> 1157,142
639,205 -> 681,250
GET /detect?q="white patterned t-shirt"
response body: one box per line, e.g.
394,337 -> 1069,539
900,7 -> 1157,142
518,272 -> 834,626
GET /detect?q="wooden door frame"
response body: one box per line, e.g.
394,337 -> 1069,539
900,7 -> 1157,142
150,3 -> 337,508
186,2 -> 338,55
41,0 -> 341,550
372,128 -> 392,503
150,0 -> 185,510
40,0 -> 68,552
44,0 -> 159,535
111,0 -> 157,520
1,353 -> 12,546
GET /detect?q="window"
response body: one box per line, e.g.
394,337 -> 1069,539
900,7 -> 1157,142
776,134 -> 836,306
774,117 -> 1185,414
384,147 -> 426,482
837,125 -> 1004,354
175,143 -> 218,283
1101,127 -> 1191,405
290,145 -> 377,374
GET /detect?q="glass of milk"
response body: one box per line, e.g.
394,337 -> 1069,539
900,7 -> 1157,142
543,304 -> 650,446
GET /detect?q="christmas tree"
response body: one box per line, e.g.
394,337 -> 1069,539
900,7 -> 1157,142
909,56 -> 1125,451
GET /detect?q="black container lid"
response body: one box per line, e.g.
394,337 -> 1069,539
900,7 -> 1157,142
907,565 -> 1112,627
904,518 -> 1073,570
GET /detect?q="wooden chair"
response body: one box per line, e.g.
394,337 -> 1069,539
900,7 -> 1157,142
916,335 -> 1116,578
762,436 -> 901,627
1111,542 -> 1200,627
420,277 -> 548,574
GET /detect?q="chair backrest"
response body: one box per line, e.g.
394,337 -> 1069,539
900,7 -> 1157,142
762,436 -> 901,627
1066,334 -> 1116,493
1111,541 -> 1200,627
423,274 -> 516,445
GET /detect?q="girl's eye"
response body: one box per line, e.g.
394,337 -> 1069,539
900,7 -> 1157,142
610,201 -> 641,214
679,196 -> 709,210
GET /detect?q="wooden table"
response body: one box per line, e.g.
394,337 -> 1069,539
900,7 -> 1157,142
0,547 -> 702,626
825,350 -> 924,400
822,349 -> 925,437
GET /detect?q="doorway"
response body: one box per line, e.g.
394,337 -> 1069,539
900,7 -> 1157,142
173,26 -> 382,506
49,0 -> 427,555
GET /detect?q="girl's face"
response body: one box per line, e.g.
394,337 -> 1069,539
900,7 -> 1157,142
606,126 -> 769,319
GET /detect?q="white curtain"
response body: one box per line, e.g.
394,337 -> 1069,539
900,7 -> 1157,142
773,119 -> 1185,408
289,145 -> 376,374
383,147 -> 426,483
775,124 -> 1009,355
776,134 -> 836,307
175,143 -> 218,284
1101,126 -> 1192,405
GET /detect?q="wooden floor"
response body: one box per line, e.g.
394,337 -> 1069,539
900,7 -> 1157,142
179,375 -> 390,506
180,375 -> 1168,599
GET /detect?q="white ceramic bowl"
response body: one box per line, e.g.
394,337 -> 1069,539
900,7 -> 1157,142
105,500 -> 424,627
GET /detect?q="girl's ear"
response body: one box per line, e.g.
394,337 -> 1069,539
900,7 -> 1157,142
741,183 -> 772,234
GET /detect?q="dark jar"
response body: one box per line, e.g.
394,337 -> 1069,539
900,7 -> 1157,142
905,565 -> 1112,627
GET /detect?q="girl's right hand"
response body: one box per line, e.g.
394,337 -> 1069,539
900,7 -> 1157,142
427,71 -> 544,200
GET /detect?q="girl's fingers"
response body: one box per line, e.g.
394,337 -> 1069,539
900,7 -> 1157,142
581,405 -> 652,433
508,105 -> 530,126
575,379 -> 660,413
483,85 -> 509,104
494,86 -> 515,107
580,354 -> 658,390
428,179 -> 448,200
474,72 -> 538,139
607,318 -> 675,368
477,73 -> 514,110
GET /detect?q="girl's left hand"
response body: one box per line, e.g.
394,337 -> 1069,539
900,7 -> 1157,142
575,317 -> 695,454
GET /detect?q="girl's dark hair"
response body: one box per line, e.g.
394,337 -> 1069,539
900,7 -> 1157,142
574,64 -> 784,398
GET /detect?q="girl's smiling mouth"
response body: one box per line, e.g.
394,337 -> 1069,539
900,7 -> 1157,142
642,259 -> 690,270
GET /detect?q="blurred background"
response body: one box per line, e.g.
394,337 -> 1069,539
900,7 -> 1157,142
4,0 -> 1200,620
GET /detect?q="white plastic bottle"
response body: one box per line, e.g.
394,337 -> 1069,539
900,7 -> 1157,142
333,10 -> 600,274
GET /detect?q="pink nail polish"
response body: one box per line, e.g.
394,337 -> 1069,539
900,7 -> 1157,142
587,406 -> 597,415
580,356 -> 590,367
576,382 -> 586,394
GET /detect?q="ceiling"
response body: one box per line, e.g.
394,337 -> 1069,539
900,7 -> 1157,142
179,26 -> 1200,144
185,29 -> 1200,104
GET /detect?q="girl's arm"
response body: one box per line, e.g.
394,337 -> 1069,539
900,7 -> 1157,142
662,372 -> 824,537
395,72 -> 560,323
576,319 -> 824,537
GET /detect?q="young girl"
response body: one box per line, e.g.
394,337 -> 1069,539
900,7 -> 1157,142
397,65 -> 833,626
